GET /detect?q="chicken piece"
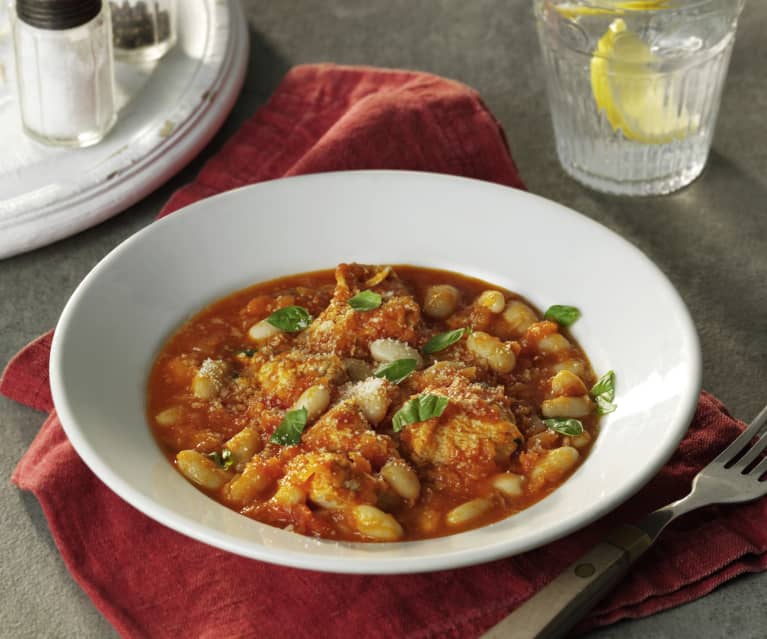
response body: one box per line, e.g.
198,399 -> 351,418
398,376 -> 522,490
298,263 -> 423,358
280,451 -> 381,510
404,361 -> 479,395
256,350 -> 345,407
241,286 -> 334,323
303,398 -> 398,468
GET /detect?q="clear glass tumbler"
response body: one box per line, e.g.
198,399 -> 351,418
534,0 -> 746,196
110,0 -> 177,62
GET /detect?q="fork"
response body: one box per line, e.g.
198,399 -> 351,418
481,403 -> 767,639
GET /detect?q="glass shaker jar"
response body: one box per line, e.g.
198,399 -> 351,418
12,0 -> 117,147
110,0 -> 177,62
1,2 -> 8,37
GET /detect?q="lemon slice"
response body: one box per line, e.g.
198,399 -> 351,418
590,18 -> 696,144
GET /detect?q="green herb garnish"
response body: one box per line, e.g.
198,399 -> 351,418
591,370 -> 617,415
544,305 -> 581,327
270,408 -> 309,446
208,448 -> 235,470
392,394 -> 449,432
423,327 -> 471,355
240,348 -> 256,357
544,418 -> 584,436
266,306 -> 312,333
374,358 -> 417,384
348,290 -> 382,312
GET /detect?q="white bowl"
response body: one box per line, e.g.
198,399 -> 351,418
50,170 -> 701,574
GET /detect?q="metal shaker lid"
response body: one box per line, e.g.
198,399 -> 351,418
16,0 -> 103,30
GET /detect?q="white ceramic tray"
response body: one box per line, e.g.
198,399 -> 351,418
0,0 -> 249,259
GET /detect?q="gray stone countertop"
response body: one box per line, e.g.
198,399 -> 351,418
1,1 -> 766,637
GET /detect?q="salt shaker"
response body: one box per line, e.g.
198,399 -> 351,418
12,0 -> 116,147
111,0 -> 177,62
0,2 -> 8,36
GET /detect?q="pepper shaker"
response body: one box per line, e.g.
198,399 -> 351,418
110,0 -> 177,62
12,0 -> 116,147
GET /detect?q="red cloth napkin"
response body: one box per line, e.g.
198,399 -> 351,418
3,64 -> 767,639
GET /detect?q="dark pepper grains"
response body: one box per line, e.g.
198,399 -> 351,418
111,1 -> 171,49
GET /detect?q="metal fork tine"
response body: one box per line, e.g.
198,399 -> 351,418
748,455 -> 767,479
731,430 -> 767,471
712,402 -> 767,465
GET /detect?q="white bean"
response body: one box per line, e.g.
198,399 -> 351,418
292,384 -> 331,422
191,358 -> 228,400
381,460 -> 421,501
446,498 -> 492,526
248,319 -> 282,342
466,331 -> 516,374
369,338 -> 424,368
351,505 -> 404,541
477,290 -> 506,313
273,484 -> 306,507
530,446 -> 580,485
550,370 -> 588,397
423,285 -> 460,319
155,406 -> 180,426
537,333 -> 571,355
224,426 -> 262,466
349,378 -> 391,425
553,359 -> 587,378
307,482 -> 346,509
225,464 -> 273,504
541,395 -> 593,418
492,472 -> 525,497
502,300 -> 538,336
569,431 -> 592,449
176,450 -> 230,490
191,376 -> 217,400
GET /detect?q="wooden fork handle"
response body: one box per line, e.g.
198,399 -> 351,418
480,524 -> 653,639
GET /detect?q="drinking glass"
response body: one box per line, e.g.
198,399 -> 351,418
534,0 -> 746,196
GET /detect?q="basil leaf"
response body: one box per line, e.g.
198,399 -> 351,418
266,306 -> 312,332
423,327 -> 470,355
207,448 -> 235,470
348,290 -> 382,312
591,370 -> 617,414
374,358 -> 417,384
544,418 -> 584,436
392,393 -> 448,432
270,408 -> 308,445
591,370 -> 615,401
544,305 -> 581,327
595,395 -> 617,415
